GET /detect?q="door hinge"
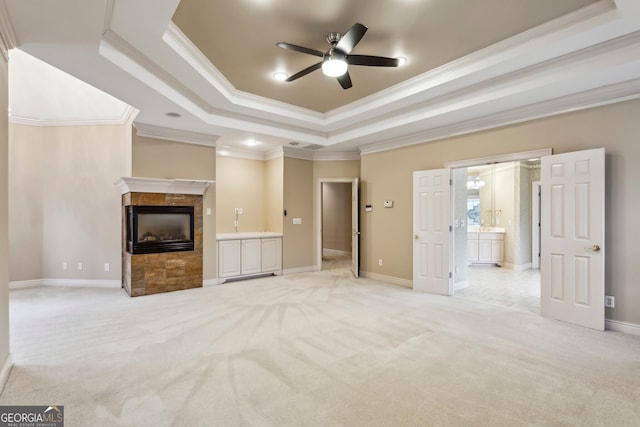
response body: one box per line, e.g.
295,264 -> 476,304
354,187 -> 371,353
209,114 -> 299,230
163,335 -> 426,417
449,225 -> 453,232
450,179 -> 453,186
449,272 -> 453,278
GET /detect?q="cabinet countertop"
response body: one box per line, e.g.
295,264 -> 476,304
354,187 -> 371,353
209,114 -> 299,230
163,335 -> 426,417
217,232 -> 283,241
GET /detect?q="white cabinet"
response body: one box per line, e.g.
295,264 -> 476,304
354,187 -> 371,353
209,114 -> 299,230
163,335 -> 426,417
218,240 -> 241,278
468,232 -> 504,265
241,239 -> 262,275
217,233 -> 282,281
261,238 -> 282,273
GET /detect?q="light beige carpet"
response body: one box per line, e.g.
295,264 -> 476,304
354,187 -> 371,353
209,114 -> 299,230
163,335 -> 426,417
1,268 -> 639,426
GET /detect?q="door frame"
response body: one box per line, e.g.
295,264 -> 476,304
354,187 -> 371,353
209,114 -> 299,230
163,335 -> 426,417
315,177 -> 359,272
531,180 -> 541,269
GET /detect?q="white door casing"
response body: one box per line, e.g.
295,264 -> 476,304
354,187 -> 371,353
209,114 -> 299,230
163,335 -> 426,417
351,178 -> 360,278
541,148 -> 605,330
413,169 -> 452,295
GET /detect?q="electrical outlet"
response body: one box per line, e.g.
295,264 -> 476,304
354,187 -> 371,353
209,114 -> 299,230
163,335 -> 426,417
378,258 -> 383,266
104,263 -> 110,272
62,262 -> 68,270
605,296 -> 615,308
77,262 -> 83,270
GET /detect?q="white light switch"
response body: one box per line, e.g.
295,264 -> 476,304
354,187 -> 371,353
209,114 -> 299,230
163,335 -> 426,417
293,218 -> 302,225
206,208 -> 212,216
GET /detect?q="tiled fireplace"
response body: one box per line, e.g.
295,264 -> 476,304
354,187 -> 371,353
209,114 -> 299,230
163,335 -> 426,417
115,177 -> 212,297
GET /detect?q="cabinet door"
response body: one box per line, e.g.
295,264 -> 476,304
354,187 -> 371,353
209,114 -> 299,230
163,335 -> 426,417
478,239 -> 492,262
261,238 -> 282,273
491,239 -> 504,262
218,240 -> 241,278
241,239 -> 262,275
467,240 -> 478,262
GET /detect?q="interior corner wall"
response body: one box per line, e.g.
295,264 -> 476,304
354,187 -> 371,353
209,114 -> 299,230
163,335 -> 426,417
9,123 -> 131,283
132,133 -> 216,280
283,157 -> 314,271
215,155 -> 266,233
360,98 -> 640,326
0,48 -> 11,377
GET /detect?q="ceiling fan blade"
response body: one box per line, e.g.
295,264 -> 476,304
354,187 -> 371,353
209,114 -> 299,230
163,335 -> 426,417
276,42 -> 324,58
337,71 -> 352,89
347,55 -> 400,67
286,62 -> 322,82
336,23 -> 367,54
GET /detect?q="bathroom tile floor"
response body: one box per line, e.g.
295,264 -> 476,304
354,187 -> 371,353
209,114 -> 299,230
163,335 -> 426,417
454,265 -> 541,314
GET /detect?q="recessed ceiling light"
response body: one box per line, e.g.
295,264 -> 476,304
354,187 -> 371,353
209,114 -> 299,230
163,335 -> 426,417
218,150 -> 230,156
272,72 -> 288,81
396,57 -> 408,67
245,139 -> 260,147
166,112 -> 181,118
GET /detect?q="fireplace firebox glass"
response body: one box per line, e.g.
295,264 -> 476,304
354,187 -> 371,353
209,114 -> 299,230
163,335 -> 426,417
127,205 -> 194,254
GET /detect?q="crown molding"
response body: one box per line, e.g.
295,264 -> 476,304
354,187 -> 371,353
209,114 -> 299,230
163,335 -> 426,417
134,122 -> 219,147
0,0 -> 16,61
359,74 -> 640,156
9,105 -> 139,127
312,151 -> 361,161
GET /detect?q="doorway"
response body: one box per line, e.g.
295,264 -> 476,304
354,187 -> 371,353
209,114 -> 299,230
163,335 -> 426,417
321,182 -> 352,271
415,148 -> 605,330
454,160 -> 541,313
315,178 -> 360,277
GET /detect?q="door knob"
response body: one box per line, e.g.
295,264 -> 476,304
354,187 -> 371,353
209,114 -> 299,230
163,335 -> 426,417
592,244 -> 601,252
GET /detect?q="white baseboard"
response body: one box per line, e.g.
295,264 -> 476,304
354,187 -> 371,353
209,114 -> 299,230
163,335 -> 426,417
0,353 -> 13,394
454,280 -> 469,291
322,249 -> 351,257
360,271 -> 413,288
502,262 -> 533,271
605,319 -> 640,336
282,266 -> 315,276
10,279 -> 121,290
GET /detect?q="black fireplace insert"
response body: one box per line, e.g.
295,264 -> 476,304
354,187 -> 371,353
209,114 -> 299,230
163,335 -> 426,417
126,205 -> 194,254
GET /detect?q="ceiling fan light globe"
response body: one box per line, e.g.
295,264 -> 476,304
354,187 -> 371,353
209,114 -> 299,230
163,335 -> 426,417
322,58 -> 348,77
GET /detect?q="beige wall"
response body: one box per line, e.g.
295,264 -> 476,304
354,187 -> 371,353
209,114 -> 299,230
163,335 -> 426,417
283,157 -> 314,271
0,48 -> 10,378
265,156 -> 283,233
215,156 -> 266,233
8,125 -> 43,280
9,123 -> 131,282
360,98 -> 640,325
132,133 -> 216,280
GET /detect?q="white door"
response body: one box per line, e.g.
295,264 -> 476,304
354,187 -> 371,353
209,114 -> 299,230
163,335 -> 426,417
351,178 -> 360,278
413,169 -> 452,294
541,148 -> 605,330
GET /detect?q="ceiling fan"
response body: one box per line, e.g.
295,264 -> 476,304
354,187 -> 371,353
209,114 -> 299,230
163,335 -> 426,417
276,23 -> 400,89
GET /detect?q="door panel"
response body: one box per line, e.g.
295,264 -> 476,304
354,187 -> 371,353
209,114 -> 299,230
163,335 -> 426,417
541,148 -> 604,330
413,169 -> 451,295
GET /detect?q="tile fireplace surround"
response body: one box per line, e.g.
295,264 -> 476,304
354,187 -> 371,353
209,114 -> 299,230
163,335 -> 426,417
115,177 -> 213,297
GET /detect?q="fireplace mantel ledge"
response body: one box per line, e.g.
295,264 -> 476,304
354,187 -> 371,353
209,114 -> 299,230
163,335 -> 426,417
115,177 -> 214,195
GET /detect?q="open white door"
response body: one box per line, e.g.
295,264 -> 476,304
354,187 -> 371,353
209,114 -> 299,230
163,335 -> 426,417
541,148 -> 605,330
413,169 -> 452,295
351,178 -> 360,278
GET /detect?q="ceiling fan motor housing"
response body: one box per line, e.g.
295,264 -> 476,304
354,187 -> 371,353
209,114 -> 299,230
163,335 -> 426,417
326,32 -> 342,45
